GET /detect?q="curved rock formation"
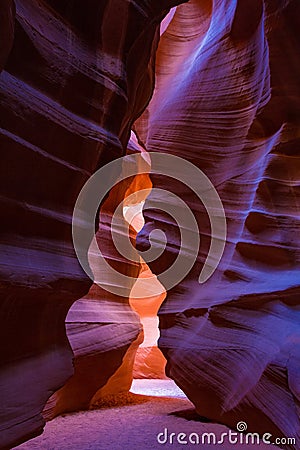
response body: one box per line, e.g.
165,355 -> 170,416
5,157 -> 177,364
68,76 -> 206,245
43,137 -> 152,418
1,0 -> 299,448
0,1 -> 184,448
131,265 -> 168,379
136,0 -> 300,444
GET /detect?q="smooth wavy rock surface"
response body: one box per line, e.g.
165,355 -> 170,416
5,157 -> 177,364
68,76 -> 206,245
0,1 -> 184,448
43,155 -> 145,419
135,0 -> 300,445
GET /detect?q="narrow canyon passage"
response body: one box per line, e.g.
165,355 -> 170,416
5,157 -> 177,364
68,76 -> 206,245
0,0 -> 299,449
10,199 -> 289,450
125,191 -> 169,381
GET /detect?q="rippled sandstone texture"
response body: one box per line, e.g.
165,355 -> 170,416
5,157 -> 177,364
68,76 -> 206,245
0,1 -> 184,448
135,0 -> 300,445
43,138 -> 152,418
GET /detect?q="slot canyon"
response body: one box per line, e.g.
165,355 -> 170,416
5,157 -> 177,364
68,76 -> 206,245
0,0 -> 299,449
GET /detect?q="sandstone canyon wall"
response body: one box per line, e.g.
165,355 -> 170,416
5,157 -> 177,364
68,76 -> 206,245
43,138 -> 153,418
135,0 -> 300,445
0,1 -> 183,448
0,0 -> 299,449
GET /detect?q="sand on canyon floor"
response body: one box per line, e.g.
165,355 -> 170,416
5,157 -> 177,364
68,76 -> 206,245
17,380 -> 278,450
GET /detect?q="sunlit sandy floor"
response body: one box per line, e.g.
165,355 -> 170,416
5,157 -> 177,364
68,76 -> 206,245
130,378 -> 187,398
17,380 -> 277,450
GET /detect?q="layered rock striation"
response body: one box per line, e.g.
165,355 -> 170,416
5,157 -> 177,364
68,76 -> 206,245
0,1 -> 183,448
1,0 -> 299,448
136,0 -> 300,444
43,135 -> 154,418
